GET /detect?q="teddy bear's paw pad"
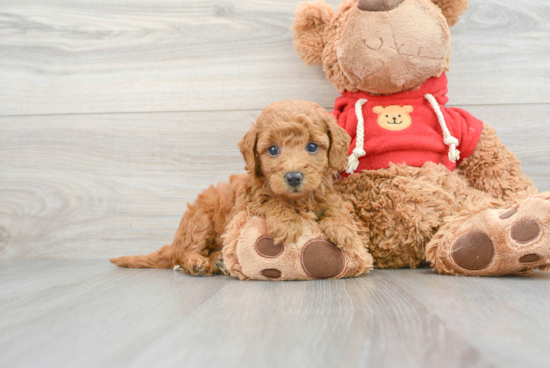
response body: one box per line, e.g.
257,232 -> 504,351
519,254 -> 542,263
301,239 -> 345,279
499,199 -> 549,269
447,197 -> 550,275
255,236 -> 284,258
260,269 -> 282,279
499,208 -> 517,220
451,232 -> 494,271
506,218 -> 548,269
511,220 -> 541,244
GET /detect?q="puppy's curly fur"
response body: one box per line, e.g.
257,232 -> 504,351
111,100 -> 358,276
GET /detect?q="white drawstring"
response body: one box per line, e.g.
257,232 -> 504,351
345,98 -> 368,174
425,93 -> 460,162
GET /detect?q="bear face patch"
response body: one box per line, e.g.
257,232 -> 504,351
373,105 -> 414,131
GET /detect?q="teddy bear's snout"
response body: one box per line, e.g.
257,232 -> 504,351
358,0 -> 405,12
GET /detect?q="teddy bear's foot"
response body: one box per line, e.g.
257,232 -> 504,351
253,235 -> 346,280
222,214 -> 372,280
428,194 -> 550,276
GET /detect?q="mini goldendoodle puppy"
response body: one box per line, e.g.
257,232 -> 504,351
111,100 -> 369,277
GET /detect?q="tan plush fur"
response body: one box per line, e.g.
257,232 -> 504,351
431,0 -> 469,26
334,124 -> 546,274
426,193 -> 550,276
293,0 -> 335,65
293,0 -> 465,94
111,100 -> 370,277
294,0 -> 550,276
336,0 -> 451,94
458,124 -> 538,202
222,213 -> 372,280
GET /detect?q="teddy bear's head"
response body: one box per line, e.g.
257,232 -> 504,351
292,0 -> 468,95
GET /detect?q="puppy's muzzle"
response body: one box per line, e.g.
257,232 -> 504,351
285,172 -> 304,188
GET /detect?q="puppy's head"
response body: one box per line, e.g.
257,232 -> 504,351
239,100 -> 350,200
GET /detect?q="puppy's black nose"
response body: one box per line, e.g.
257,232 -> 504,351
285,172 -> 303,187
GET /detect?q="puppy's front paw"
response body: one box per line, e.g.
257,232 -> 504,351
268,218 -> 304,245
321,222 -> 356,250
210,251 -> 229,276
182,254 -> 214,277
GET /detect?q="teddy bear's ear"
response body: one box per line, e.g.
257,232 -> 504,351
431,0 -> 469,27
403,105 -> 414,113
292,0 -> 335,65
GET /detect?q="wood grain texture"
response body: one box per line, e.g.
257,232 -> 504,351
383,270 -> 550,368
0,110 -> 255,259
1,104 -> 550,259
2,261 -> 550,368
0,0 -> 550,116
1,1 -> 549,366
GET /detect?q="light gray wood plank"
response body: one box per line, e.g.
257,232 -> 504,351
0,0 -> 549,116
0,260 -> 511,368
0,110 -> 255,259
1,104 -> 550,259
448,0 -> 550,105
383,269 -> 550,368
0,260 -> 231,368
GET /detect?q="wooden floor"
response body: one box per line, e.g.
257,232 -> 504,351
1,260 -> 550,368
2,0 -> 550,367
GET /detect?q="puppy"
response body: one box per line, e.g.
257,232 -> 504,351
111,100 -> 359,276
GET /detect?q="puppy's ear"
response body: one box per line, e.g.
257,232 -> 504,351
292,0 -> 334,66
238,124 -> 263,178
431,0 -> 469,27
324,115 -> 351,172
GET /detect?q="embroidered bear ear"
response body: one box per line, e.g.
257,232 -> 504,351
430,0 -> 469,27
292,0 -> 335,65
403,105 -> 414,113
373,106 -> 384,114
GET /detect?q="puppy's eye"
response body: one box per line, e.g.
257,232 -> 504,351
268,146 -> 280,157
306,143 -> 319,154
386,115 -> 389,118
398,115 -> 401,117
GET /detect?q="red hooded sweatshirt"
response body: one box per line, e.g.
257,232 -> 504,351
331,73 -> 483,178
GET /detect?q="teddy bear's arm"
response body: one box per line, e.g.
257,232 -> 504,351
458,123 -> 537,202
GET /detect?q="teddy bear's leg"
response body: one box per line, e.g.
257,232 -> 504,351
335,163 -> 473,270
458,123 -> 538,202
222,213 -> 373,280
427,192 -> 550,276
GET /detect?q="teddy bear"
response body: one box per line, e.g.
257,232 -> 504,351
290,0 -> 550,276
